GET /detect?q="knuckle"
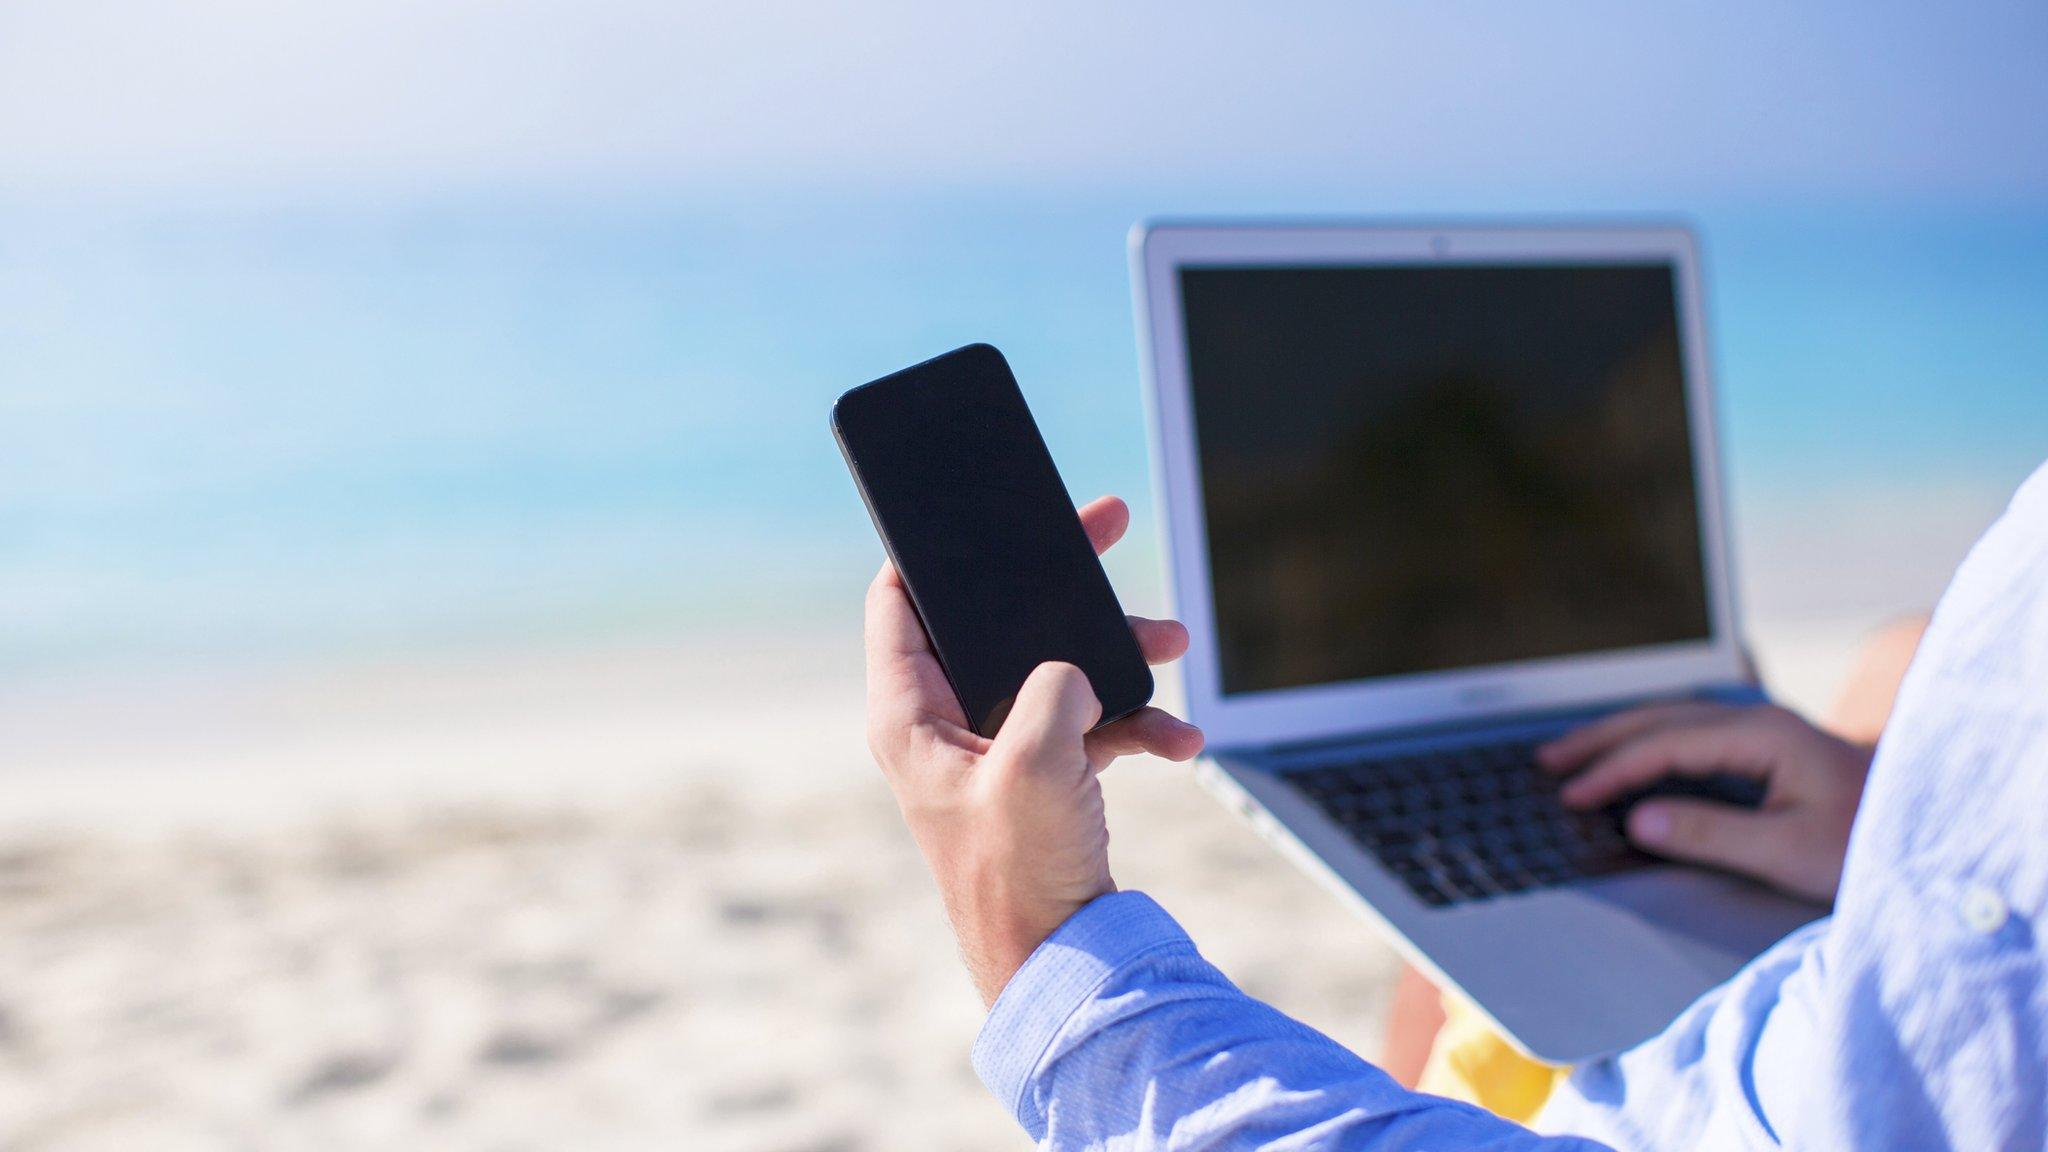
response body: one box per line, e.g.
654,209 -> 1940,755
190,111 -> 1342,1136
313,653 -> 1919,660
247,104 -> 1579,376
864,731 -> 903,775
995,720 -> 1063,764
864,706 -> 919,767
863,721 -> 892,760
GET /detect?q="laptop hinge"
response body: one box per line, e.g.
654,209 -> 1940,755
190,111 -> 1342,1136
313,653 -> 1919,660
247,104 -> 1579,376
1241,681 -> 1764,760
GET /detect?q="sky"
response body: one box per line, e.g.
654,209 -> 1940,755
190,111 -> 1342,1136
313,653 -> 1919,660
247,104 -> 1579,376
3,1 -> 2045,203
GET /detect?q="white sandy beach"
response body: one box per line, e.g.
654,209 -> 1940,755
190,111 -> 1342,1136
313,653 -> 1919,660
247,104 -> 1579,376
0,628 -> 1410,1152
0,490 -> 1993,1151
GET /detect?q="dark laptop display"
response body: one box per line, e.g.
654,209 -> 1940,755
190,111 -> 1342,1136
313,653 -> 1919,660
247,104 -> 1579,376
1178,263 -> 1712,697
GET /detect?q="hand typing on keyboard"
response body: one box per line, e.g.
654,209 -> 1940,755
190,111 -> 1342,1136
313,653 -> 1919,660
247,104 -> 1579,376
1538,701 -> 1873,904
1291,737 -> 1665,907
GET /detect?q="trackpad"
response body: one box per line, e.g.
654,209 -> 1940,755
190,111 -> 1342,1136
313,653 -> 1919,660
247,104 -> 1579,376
1583,866 -> 1823,967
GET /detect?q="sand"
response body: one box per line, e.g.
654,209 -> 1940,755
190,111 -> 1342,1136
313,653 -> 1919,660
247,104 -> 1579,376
0,593 -> 1935,1149
0,631 -> 1411,1152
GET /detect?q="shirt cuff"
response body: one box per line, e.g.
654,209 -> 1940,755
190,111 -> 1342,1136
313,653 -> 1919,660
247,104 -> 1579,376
971,890 -> 1196,1138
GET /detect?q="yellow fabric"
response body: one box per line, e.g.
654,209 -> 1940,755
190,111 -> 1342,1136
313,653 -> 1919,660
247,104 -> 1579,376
1414,993 -> 1568,1124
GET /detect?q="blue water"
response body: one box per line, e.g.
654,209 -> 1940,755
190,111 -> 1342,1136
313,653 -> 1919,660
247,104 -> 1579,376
3,192 -> 2045,674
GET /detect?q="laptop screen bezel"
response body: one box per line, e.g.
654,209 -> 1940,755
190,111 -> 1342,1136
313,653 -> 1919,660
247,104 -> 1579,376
1131,222 -> 1748,750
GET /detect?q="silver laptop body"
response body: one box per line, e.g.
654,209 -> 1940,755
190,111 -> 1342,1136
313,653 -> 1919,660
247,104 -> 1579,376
1131,221 -> 1821,1063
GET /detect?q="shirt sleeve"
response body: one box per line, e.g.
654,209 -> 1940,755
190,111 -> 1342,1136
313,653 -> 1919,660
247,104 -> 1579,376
972,890 -> 1614,1151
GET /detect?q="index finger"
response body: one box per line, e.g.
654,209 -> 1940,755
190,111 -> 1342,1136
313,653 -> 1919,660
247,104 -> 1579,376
1537,700 -> 1733,771
1558,713 -> 1782,808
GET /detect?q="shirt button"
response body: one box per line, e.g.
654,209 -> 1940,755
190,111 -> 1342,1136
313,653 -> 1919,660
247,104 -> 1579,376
1961,885 -> 2009,935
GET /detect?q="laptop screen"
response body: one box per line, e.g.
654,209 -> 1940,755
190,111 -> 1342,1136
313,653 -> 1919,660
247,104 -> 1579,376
1178,262 -> 1713,697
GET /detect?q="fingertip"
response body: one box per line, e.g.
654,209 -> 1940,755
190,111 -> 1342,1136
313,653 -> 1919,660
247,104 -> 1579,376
1627,803 -> 1674,846
1088,493 -> 1130,518
1164,618 -> 1190,649
1131,616 -> 1191,664
1025,657 -> 1092,694
998,662 -> 1104,752
1107,710 -> 1204,762
1078,495 -> 1132,553
1039,660 -> 1103,724
1147,715 -> 1203,761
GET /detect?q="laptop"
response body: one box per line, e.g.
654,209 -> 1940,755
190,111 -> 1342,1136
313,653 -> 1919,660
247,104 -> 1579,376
1129,221 -> 1823,1063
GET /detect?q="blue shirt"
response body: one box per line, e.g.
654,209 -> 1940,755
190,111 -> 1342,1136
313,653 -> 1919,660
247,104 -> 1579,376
972,461 -> 2048,1151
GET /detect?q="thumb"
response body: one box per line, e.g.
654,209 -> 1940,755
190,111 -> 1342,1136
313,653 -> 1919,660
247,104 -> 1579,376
990,662 -> 1102,768
1626,799 -> 1787,881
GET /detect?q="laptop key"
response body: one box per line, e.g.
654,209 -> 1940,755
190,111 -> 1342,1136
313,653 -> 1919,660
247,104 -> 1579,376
1285,735 -> 1657,907
1411,882 -> 1453,907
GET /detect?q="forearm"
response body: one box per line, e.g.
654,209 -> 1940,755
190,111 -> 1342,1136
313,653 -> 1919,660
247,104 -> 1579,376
973,893 -> 1611,1151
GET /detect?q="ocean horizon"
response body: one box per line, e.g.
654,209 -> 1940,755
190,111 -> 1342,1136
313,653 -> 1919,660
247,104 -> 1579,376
4,190 -> 2044,678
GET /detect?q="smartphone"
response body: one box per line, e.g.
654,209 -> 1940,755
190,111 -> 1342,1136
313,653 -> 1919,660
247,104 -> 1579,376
832,343 -> 1153,738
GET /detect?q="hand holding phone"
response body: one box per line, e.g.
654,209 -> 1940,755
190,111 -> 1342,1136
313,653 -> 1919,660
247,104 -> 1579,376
833,343 -> 1157,737
855,488 -> 1203,1006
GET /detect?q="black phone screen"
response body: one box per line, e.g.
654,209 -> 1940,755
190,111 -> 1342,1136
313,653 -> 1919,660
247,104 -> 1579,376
833,343 -> 1152,737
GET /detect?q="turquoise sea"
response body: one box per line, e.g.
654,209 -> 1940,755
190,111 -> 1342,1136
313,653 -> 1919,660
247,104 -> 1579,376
3,191 -> 2045,676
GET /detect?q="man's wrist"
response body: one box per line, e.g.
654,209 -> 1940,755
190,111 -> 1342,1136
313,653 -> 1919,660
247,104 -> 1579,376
906,816 -> 1117,1004
950,891 -> 1097,1006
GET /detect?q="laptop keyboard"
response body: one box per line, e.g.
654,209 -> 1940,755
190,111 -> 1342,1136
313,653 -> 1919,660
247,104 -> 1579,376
1285,737 -> 1652,907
